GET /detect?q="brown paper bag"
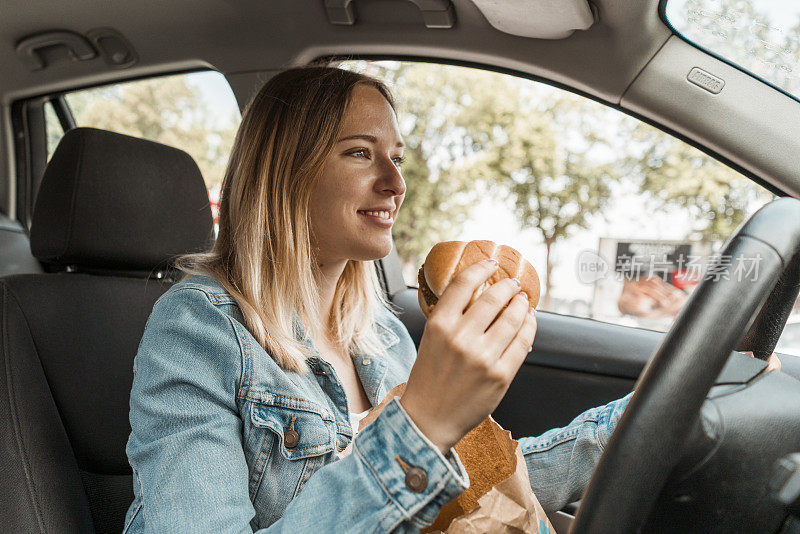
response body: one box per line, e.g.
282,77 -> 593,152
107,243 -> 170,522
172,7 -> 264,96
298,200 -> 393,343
357,383 -> 557,534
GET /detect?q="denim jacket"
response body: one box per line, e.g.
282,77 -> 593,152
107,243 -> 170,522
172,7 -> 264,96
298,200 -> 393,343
123,274 -> 633,533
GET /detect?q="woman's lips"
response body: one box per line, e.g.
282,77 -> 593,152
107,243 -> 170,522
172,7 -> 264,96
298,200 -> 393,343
358,211 -> 394,228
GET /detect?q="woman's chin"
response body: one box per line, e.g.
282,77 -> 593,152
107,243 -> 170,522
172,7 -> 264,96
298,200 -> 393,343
354,241 -> 394,261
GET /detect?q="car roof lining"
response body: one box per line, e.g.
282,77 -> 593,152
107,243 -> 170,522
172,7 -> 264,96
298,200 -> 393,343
1,0 -> 669,104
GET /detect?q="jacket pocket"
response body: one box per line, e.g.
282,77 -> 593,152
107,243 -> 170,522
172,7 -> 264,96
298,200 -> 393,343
249,394 -> 336,460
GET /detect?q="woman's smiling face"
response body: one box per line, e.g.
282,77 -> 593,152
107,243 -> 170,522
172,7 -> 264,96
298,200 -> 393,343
309,84 -> 406,265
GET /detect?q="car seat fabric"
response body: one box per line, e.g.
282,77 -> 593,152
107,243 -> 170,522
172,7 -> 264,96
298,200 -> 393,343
0,127 -> 214,534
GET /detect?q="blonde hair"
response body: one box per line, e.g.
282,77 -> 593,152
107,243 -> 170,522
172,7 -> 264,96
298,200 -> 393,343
174,66 -> 400,375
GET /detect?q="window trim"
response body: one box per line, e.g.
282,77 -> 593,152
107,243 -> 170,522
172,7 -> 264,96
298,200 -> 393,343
51,95 -> 76,131
10,96 -> 47,232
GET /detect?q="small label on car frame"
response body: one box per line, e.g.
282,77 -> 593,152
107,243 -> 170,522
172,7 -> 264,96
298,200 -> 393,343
687,67 -> 725,94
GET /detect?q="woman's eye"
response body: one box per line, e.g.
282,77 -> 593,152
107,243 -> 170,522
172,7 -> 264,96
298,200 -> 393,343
349,149 -> 369,159
347,149 -> 403,167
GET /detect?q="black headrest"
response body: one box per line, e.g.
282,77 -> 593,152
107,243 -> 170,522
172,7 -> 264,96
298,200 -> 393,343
30,128 -> 214,273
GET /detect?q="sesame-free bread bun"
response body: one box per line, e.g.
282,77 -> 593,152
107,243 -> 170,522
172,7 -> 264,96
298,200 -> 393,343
417,240 -> 541,318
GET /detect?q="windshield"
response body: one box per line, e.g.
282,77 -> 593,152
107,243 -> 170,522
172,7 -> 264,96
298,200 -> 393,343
665,0 -> 800,101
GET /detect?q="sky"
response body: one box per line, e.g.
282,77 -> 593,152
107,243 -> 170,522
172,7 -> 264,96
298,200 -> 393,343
768,0 -> 800,27
188,71 -> 241,129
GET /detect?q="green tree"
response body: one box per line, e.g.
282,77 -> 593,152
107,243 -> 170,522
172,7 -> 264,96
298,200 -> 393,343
459,86 -> 617,308
626,124 -> 773,242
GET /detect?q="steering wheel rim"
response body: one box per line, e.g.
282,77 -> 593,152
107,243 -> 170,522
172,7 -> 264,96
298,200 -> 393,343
570,197 -> 800,533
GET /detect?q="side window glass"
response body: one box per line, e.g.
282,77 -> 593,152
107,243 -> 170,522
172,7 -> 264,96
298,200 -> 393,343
341,60 -> 798,355
44,101 -> 64,163
63,71 -> 241,234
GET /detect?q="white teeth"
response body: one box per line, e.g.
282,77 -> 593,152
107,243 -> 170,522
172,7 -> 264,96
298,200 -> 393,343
361,210 -> 391,220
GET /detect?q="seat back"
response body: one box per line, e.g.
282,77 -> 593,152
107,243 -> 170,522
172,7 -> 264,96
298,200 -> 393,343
0,128 -> 214,534
0,275 -> 172,533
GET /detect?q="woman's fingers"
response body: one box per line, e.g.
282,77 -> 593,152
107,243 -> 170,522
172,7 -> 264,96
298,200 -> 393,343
742,351 -> 782,372
434,259 -> 499,319
496,306 -> 537,378
464,277 -> 527,333
766,353 -> 782,372
482,288 -> 529,344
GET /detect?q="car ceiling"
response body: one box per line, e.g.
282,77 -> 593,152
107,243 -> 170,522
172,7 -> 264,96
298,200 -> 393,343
2,0 -> 800,205
1,0 -> 668,103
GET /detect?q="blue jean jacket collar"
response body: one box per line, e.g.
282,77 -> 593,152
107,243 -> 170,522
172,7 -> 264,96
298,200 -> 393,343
291,308 -> 392,408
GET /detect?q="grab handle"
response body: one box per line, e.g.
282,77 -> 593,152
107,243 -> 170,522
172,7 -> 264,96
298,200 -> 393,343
324,0 -> 455,28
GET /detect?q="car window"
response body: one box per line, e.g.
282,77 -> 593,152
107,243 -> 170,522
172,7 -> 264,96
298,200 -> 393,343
44,101 -> 64,163
57,71 -> 241,233
340,60 -> 799,355
665,0 -> 800,103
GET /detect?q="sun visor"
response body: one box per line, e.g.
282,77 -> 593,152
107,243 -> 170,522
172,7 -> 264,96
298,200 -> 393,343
469,0 -> 597,39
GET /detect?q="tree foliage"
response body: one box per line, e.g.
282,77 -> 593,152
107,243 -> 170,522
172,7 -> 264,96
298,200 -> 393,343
346,61 -> 621,302
625,124 -> 773,241
450,75 -> 618,306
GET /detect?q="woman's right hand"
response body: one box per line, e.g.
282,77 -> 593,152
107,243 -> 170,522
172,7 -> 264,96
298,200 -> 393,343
400,259 -> 538,453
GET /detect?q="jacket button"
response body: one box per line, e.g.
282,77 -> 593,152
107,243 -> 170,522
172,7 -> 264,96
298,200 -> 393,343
284,428 -> 300,448
284,417 -> 300,448
405,467 -> 428,493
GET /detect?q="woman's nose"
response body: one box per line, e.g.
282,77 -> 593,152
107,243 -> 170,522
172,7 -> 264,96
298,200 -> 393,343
377,156 -> 406,196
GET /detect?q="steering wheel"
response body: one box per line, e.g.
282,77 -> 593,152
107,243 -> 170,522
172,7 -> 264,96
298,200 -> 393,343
570,197 -> 800,533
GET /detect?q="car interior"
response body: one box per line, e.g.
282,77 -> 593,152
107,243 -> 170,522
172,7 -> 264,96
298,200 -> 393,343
1,1 -> 800,533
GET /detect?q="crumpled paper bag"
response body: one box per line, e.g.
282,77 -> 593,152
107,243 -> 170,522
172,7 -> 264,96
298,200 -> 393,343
354,383 -> 556,534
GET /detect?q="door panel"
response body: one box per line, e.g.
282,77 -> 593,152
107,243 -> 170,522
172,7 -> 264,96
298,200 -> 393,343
389,284 -> 800,442
495,364 -> 635,439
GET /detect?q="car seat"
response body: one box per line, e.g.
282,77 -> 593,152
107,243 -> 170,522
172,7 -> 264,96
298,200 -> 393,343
0,127 -> 214,533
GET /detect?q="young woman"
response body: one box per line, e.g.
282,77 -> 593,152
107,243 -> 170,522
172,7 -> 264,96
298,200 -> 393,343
123,66 -> 773,533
